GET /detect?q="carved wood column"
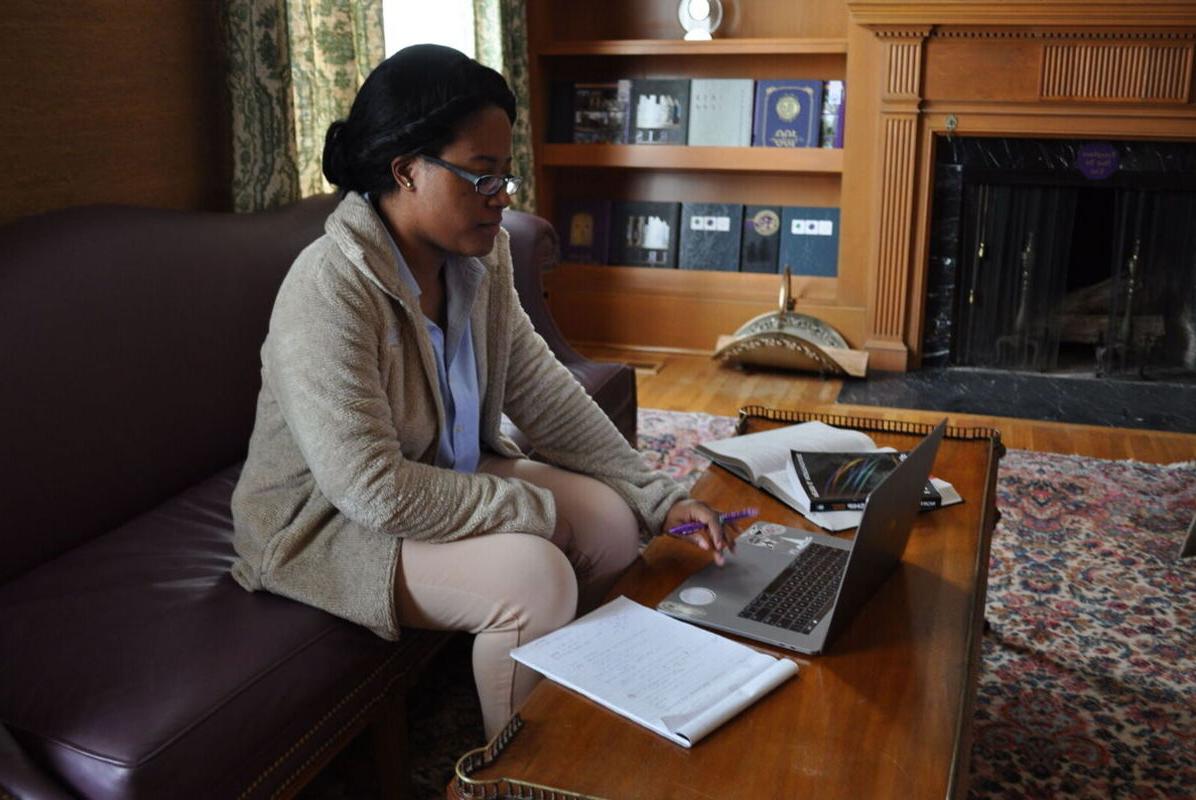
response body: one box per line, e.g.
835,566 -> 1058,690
865,27 -> 930,371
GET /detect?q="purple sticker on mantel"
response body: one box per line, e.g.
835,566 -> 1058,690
1075,142 -> 1119,180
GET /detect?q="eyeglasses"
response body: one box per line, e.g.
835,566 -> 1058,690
420,154 -> 522,197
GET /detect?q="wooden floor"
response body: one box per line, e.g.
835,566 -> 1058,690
578,346 -> 1196,464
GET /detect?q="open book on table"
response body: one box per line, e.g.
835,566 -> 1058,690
695,420 -> 962,532
510,596 -> 797,748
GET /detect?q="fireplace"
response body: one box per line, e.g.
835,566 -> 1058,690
843,4 -> 1196,372
923,137 -> 1196,380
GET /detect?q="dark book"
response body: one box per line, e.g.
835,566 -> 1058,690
788,450 -> 942,512
820,80 -> 844,149
739,205 -> 784,274
572,80 -> 631,144
557,199 -> 612,264
752,79 -> 823,148
610,201 -> 680,268
679,203 -> 744,272
688,79 -> 754,147
630,79 -> 690,145
547,80 -> 575,144
779,206 -> 840,277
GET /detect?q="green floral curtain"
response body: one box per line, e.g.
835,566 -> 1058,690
474,0 -> 536,213
223,0 -> 384,212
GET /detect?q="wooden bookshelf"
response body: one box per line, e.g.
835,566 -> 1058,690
527,0 -> 858,355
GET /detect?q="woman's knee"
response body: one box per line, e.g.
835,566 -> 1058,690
491,534 -> 578,634
571,482 -> 642,571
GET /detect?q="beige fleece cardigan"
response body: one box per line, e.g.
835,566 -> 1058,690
230,193 -> 687,639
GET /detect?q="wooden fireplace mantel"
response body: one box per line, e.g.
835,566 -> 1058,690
848,1 -> 1196,28
844,0 -> 1196,370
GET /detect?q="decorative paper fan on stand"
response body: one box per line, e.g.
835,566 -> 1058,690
713,269 -> 869,377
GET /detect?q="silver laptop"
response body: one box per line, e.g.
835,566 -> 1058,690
657,421 -> 946,654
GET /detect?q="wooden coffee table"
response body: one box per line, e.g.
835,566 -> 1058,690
448,409 -> 1003,800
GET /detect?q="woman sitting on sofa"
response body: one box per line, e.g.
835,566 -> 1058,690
229,44 -> 734,740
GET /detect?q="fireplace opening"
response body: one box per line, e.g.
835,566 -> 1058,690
1057,188 -> 1115,372
924,137 -> 1196,382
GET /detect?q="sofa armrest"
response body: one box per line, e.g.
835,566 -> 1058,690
501,209 -> 585,365
0,724 -> 73,800
501,210 -> 638,447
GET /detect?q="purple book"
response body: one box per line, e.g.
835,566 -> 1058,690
834,86 -> 846,149
752,79 -> 823,148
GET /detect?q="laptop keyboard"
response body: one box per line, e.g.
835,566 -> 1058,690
739,543 -> 849,634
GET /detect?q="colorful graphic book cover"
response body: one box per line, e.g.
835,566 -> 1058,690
820,80 -> 844,149
610,201 -> 681,268
739,205 -> 784,273
557,199 -> 612,264
687,79 -> 754,147
752,79 -> 823,148
572,80 -> 632,144
789,451 -> 941,512
779,206 -> 840,277
630,79 -> 691,145
678,203 -> 744,271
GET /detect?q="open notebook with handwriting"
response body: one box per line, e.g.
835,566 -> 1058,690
510,595 -> 797,747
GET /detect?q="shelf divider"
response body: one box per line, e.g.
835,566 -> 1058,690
540,144 -> 843,173
537,38 -> 849,57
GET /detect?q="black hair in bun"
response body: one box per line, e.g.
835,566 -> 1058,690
321,44 -> 516,195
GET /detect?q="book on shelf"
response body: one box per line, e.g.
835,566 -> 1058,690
510,595 -> 798,748
572,80 -> 632,144
695,420 -> 961,531
788,450 -> 942,512
546,80 -> 575,144
557,199 -> 612,264
740,205 -> 783,274
752,79 -> 823,148
834,89 -> 846,148
687,78 -> 754,147
678,202 -> 744,272
611,201 -> 681,268
820,80 -> 845,149
779,206 -> 840,278
630,79 -> 691,145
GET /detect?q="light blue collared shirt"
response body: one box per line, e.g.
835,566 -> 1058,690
373,205 -> 484,473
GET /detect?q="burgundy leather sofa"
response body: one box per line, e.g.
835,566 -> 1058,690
0,196 -> 635,799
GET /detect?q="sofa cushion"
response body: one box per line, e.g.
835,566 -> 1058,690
0,465 -> 444,800
0,196 -> 338,584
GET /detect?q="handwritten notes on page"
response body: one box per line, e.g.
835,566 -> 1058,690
510,596 -> 798,747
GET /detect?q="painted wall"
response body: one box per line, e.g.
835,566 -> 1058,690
0,1 -> 230,224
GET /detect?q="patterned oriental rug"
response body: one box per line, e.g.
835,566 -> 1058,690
306,409 -> 1196,800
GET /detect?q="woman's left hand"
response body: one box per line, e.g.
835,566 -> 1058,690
661,498 -> 736,566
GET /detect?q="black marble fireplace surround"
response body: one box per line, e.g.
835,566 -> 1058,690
838,138 -> 1196,433
924,136 -> 1196,378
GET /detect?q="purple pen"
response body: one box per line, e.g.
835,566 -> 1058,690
668,507 -> 758,536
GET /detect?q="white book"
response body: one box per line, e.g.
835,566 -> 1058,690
687,78 -> 754,147
510,596 -> 798,748
696,420 -> 961,531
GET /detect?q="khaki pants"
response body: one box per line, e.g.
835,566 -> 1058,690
393,455 -> 641,739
